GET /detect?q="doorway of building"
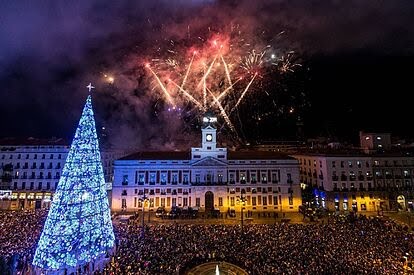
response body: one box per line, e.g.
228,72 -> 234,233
205,191 -> 214,211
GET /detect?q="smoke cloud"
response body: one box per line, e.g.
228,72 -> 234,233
0,0 -> 413,149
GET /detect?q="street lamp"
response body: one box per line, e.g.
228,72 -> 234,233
236,190 -> 247,233
139,188 -> 149,238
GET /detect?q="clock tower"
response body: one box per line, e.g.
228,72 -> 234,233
202,111 -> 217,151
191,111 -> 226,160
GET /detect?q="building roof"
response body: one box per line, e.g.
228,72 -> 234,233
293,149 -> 414,158
119,150 -> 294,161
228,151 -> 294,160
119,151 -> 191,160
0,137 -> 68,146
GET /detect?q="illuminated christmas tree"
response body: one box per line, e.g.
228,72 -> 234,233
33,88 -> 115,272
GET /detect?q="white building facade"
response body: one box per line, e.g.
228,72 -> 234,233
112,115 -> 301,214
294,152 -> 414,212
0,138 -> 123,210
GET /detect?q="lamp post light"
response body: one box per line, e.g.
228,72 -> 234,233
236,191 -> 247,233
139,189 -> 149,239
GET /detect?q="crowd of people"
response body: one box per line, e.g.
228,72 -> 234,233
102,214 -> 413,274
0,209 -> 47,273
0,209 -> 413,274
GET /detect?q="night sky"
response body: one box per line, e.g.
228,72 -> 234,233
1,0 -> 413,149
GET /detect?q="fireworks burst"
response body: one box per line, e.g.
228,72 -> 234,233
145,32 -> 301,139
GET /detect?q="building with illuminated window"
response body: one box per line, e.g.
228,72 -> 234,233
0,137 -> 123,210
294,152 -> 414,212
112,113 -> 302,214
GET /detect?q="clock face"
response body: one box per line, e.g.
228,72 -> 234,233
206,134 -> 213,141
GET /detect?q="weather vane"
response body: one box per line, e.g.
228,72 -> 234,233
86,83 -> 95,93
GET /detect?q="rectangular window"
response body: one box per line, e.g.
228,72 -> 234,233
150,173 -> 156,184
289,196 -> 293,205
263,196 -> 267,206
134,197 -> 137,207
161,173 -> 167,184
252,197 -> 257,206
219,197 -> 223,206
196,174 -> 201,183
196,197 -> 200,207
273,196 -> 278,205
183,197 -> 188,206
230,197 -> 235,206
172,198 -> 177,207
161,198 -> 165,207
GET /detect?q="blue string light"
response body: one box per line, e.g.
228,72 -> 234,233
32,95 -> 115,271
